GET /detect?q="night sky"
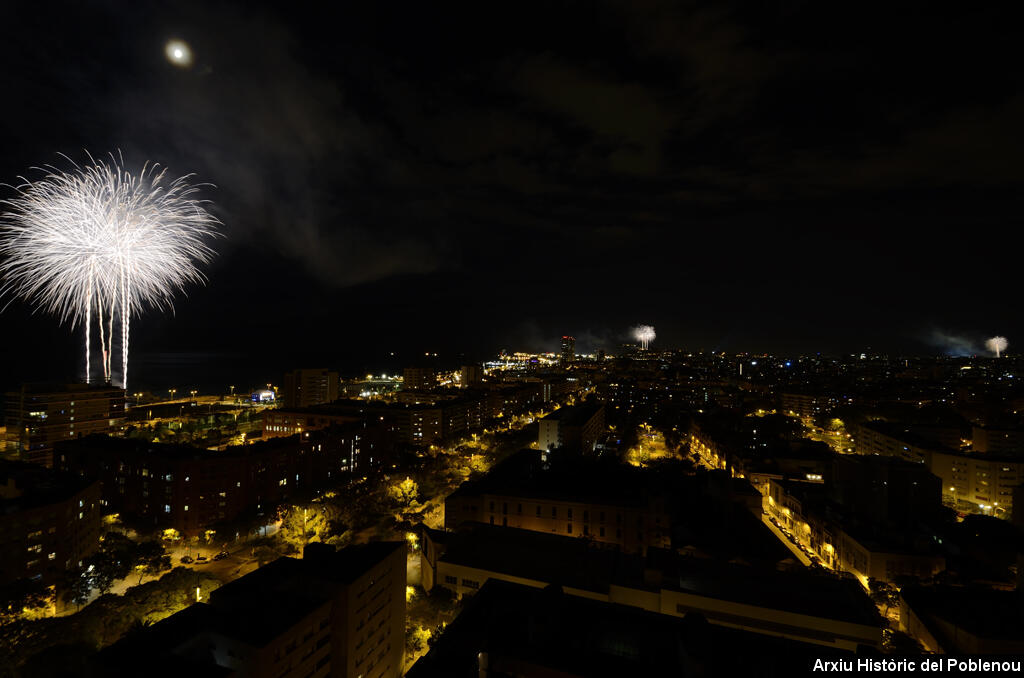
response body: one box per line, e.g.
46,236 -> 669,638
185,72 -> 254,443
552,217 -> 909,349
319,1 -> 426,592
1,1 -> 1021,388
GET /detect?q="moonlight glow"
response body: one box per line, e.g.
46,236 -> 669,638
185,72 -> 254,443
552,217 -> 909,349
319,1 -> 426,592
0,154 -> 220,389
165,39 -> 193,67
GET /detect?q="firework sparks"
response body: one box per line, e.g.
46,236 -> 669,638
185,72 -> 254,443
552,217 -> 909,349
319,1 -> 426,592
632,324 -> 656,350
986,336 -> 1008,358
0,153 -> 220,389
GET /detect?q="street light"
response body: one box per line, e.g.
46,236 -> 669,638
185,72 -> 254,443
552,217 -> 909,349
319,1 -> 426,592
169,388 -> 177,400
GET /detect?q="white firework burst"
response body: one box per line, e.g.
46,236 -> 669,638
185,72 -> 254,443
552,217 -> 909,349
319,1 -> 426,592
0,153 -> 220,389
986,336 -> 1008,358
633,324 -> 656,350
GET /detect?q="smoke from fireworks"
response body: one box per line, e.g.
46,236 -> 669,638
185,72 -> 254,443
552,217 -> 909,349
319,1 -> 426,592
986,336 -> 1008,358
0,153 -> 220,389
632,324 -> 656,350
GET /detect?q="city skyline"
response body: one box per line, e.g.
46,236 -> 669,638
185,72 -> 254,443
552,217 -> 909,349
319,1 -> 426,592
1,1 -> 1021,385
2,4 -> 1023,673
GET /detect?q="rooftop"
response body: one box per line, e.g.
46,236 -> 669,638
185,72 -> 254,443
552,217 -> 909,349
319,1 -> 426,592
437,522 -> 625,593
448,448 -> 652,507
663,552 -> 882,626
0,459 -> 97,515
539,403 -> 603,426
435,523 -> 881,628
408,579 -> 853,677
901,585 -> 1024,646
55,427 -> 359,462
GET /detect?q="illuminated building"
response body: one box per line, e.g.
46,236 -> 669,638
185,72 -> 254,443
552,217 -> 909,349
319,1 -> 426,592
55,426 -> 368,536
444,449 -> 670,554
402,367 -> 436,391
0,460 -> 101,587
3,383 -> 125,468
560,335 -> 575,366
267,385 -> 556,447
250,388 -> 276,403
972,424 -> 1024,454
282,368 -> 339,408
779,392 -> 834,418
853,421 -> 1024,519
765,476 -> 945,583
537,404 -> 604,453
97,542 -> 407,677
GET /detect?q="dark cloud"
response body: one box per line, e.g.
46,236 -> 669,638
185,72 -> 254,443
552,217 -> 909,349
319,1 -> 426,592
0,0 -> 1021,383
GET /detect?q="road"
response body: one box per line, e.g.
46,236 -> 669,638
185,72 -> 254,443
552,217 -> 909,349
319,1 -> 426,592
761,514 -> 812,566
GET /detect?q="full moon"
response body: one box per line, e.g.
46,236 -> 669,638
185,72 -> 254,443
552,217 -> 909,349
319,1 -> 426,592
164,39 -> 193,67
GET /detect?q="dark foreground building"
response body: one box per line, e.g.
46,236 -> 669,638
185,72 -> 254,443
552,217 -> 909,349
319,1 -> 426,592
407,578 -> 857,677
97,541 -> 407,678
0,459 -> 101,587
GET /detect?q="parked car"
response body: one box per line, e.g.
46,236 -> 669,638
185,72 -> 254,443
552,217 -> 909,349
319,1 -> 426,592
213,550 -> 230,561
180,555 -> 194,564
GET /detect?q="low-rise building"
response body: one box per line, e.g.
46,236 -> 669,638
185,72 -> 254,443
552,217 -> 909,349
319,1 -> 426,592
444,449 -> 671,554
422,523 -> 882,651
900,585 -> 1024,654
765,478 -> 945,585
408,579 -> 853,677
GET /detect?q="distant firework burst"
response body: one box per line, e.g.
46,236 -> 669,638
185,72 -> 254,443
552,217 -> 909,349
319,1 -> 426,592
0,153 -> 220,389
986,336 -> 1008,358
633,324 -> 656,350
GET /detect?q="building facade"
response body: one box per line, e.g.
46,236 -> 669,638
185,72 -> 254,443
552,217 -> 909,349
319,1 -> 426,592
4,383 -> 125,467
0,460 -> 101,587
98,542 -> 406,678
282,369 -> 340,409
55,426 -> 367,535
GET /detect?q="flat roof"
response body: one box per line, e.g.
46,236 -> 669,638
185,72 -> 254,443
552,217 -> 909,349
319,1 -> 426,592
435,523 -> 880,628
667,554 -> 882,626
437,522 -> 623,594
540,403 -> 603,425
448,449 -> 650,507
54,427 -> 357,462
902,585 -> 1024,643
407,579 -> 852,677
0,460 -> 96,514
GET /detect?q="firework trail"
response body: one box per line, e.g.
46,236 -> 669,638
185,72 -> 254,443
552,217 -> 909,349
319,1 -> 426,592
632,324 -> 656,350
986,336 -> 1008,358
0,153 -> 220,389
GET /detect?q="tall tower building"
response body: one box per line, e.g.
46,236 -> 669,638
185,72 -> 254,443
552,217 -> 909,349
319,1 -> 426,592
560,336 -> 576,366
403,367 -> 437,391
282,369 -> 340,408
4,383 -> 125,468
